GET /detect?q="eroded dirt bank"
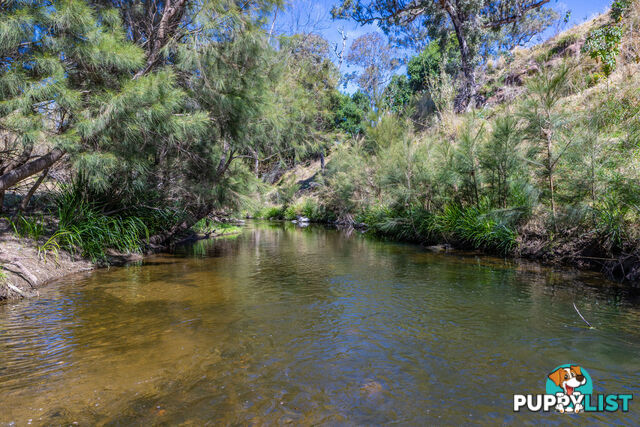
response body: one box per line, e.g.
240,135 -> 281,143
0,225 -> 242,302
0,232 -> 94,300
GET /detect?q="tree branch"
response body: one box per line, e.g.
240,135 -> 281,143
484,0 -> 551,29
0,149 -> 65,192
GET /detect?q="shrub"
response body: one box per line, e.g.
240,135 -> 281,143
360,205 -> 436,243
192,219 -> 241,235
54,186 -> 152,262
364,113 -> 409,153
301,198 -> 333,222
432,204 -> 518,254
284,204 -> 298,221
594,196 -> 629,252
583,25 -> 623,77
254,205 -> 285,220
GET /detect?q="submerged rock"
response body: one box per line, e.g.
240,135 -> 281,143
425,244 -> 453,253
361,380 -> 383,397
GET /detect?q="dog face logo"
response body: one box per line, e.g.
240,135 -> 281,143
548,366 -> 586,395
515,365 -> 632,413
546,365 -> 592,413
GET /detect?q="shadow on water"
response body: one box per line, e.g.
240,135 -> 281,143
1,220 -> 639,425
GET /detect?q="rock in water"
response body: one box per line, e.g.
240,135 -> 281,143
361,380 -> 383,397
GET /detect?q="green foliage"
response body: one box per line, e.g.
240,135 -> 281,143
452,117 -> 485,206
345,32 -> 400,105
360,205 -> 436,243
407,41 -> 444,92
10,215 -> 46,241
318,143 -> 370,218
375,130 -> 434,209
254,206 -> 285,220
54,186 -> 155,262
359,203 -> 517,254
1,0 -> 340,244
334,91 -> 370,135
381,75 -> 413,113
1,0 -> 639,268
583,25 -> 623,77
192,219 -> 241,235
300,198 -> 333,222
334,0 -> 556,108
521,64 -> 573,228
37,231 -> 69,264
364,113 -> 409,153
582,0 -> 632,78
263,197 -> 334,222
480,116 -> 523,208
0,0 -> 147,193
425,68 -> 456,117
8,215 -> 67,262
284,205 -> 298,221
549,33 -> 579,57
594,196 -> 630,251
265,32 -> 339,167
431,204 -> 518,254
610,0 -> 633,22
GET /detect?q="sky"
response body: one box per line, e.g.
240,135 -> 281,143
270,0 -> 613,93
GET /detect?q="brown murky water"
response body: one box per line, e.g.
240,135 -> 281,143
1,221 -> 639,425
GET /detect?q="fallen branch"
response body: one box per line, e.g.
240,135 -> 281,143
10,260 -> 38,287
569,255 -> 617,261
5,282 -> 27,297
0,259 -> 38,288
573,302 -> 594,329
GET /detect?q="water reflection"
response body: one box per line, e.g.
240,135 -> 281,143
1,221 -> 639,425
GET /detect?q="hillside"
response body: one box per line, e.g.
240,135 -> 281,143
256,6 -> 640,282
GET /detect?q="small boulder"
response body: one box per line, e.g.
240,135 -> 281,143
360,380 -> 383,397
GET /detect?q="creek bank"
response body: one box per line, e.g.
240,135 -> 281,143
0,221 -> 244,302
298,218 -> 640,285
516,230 -> 640,284
423,232 -> 640,284
0,232 -> 93,300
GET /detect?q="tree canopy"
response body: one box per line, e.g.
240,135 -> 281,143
0,0 -> 342,235
333,0 -> 557,110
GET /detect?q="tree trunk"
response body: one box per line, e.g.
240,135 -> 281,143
18,168 -> 48,212
546,129 -> 557,232
548,171 -> 556,231
1,142 -> 33,176
215,140 -> 236,179
471,169 -> 480,207
148,203 -> 212,247
442,1 -> 476,112
0,149 -> 64,193
133,0 -> 189,79
250,148 -> 259,175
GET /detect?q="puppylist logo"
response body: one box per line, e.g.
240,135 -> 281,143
513,364 -> 633,414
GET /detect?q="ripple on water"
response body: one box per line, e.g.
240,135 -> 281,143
1,222 -> 640,425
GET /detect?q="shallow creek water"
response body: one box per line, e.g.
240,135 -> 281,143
1,221 -> 639,425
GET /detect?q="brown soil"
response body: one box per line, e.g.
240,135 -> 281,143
0,231 -> 93,300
